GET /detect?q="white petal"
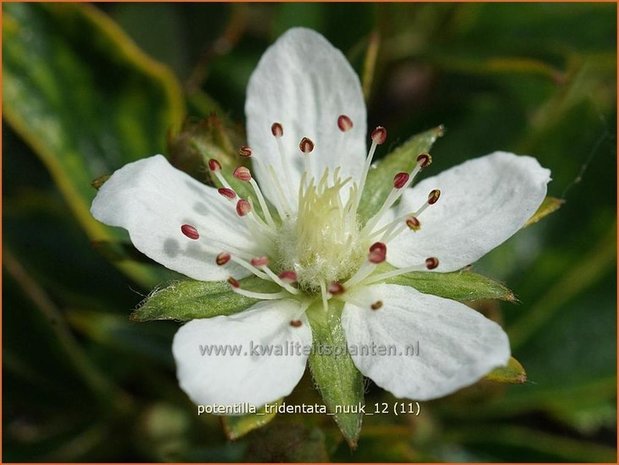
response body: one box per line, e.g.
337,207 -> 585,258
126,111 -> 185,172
388,152 -> 551,271
172,299 -> 311,408
91,155 -> 258,281
245,28 -> 367,208
341,284 -> 510,400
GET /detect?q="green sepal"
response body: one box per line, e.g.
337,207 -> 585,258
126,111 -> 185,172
131,277 -> 279,322
485,356 -> 527,384
357,125 -> 444,222
524,196 -> 564,227
221,400 -> 281,440
379,264 -> 516,302
307,300 -> 364,448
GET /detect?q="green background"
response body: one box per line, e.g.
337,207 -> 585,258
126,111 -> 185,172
3,2 -> 616,462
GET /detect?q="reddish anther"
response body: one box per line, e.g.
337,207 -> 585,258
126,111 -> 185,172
425,257 -> 439,270
368,242 -> 387,264
417,153 -> 432,168
371,126 -> 387,145
406,216 -> 421,231
239,145 -> 252,158
218,187 -> 237,200
250,256 -> 269,267
236,199 -> 251,216
271,122 -> 284,137
227,277 -> 240,288
233,166 -> 252,182
208,159 -> 222,172
371,300 -> 384,310
428,189 -> 441,205
299,137 -> 315,154
216,252 -> 231,266
328,282 -> 345,295
290,320 -> 303,327
337,114 -> 353,132
393,172 -> 410,189
278,270 -> 298,283
180,224 -> 200,240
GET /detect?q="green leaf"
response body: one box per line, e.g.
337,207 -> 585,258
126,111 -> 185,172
381,264 -> 516,302
221,401 -> 280,440
307,301 -> 364,448
485,356 -> 527,384
357,125 -> 444,222
524,196 -> 564,227
3,3 -> 185,288
131,277 -> 280,322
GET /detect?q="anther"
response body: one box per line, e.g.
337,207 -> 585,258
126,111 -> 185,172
371,126 -> 387,145
368,242 -> 387,264
393,172 -> 410,189
278,270 -> 298,283
250,256 -> 269,267
417,153 -> 432,168
290,320 -> 303,327
208,159 -> 222,172
239,145 -> 252,158
216,252 -> 231,266
180,224 -> 200,240
371,300 -> 384,310
428,189 -> 441,205
299,137 -> 314,154
406,216 -> 421,231
337,114 -> 353,132
233,166 -> 252,182
425,257 -> 439,270
328,282 -> 345,295
271,122 -> 283,138
236,199 -> 251,216
227,277 -> 240,288
218,187 -> 236,200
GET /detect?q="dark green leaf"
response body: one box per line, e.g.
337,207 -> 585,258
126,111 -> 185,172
381,264 -> 516,302
307,301 -> 364,448
357,126 -> 444,222
131,277 -> 279,322
3,3 -> 184,288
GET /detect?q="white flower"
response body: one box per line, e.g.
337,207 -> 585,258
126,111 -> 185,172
91,28 -> 550,409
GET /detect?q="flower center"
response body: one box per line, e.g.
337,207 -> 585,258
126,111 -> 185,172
275,169 -> 367,292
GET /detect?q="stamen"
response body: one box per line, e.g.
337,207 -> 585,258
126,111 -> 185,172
393,172 -> 410,189
428,189 -> 441,205
233,166 -> 252,182
371,126 -> 387,145
278,270 -> 298,283
227,277 -> 240,288
290,320 -> 303,327
236,199 -> 251,216
328,281 -> 345,296
406,216 -> 421,231
180,224 -> 200,240
320,281 -> 329,312
363,256 -> 440,285
250,256 -> 269,267
232,287 -> 289,300
261,266 -> 300,295
271,122 -> 284,137
208,159 -> 222,172
239,145 -> 252,158
417,153 -> 432,168
299,137 -> 314,154
216,252 -> 231,266
371,300 -> 384,310
425,257 -> 440,270
337,114 -> 353,132
218,187 -> 236,201
368,242 -> 387,264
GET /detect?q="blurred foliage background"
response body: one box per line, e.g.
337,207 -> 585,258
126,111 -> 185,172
2,2 -> 617,462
